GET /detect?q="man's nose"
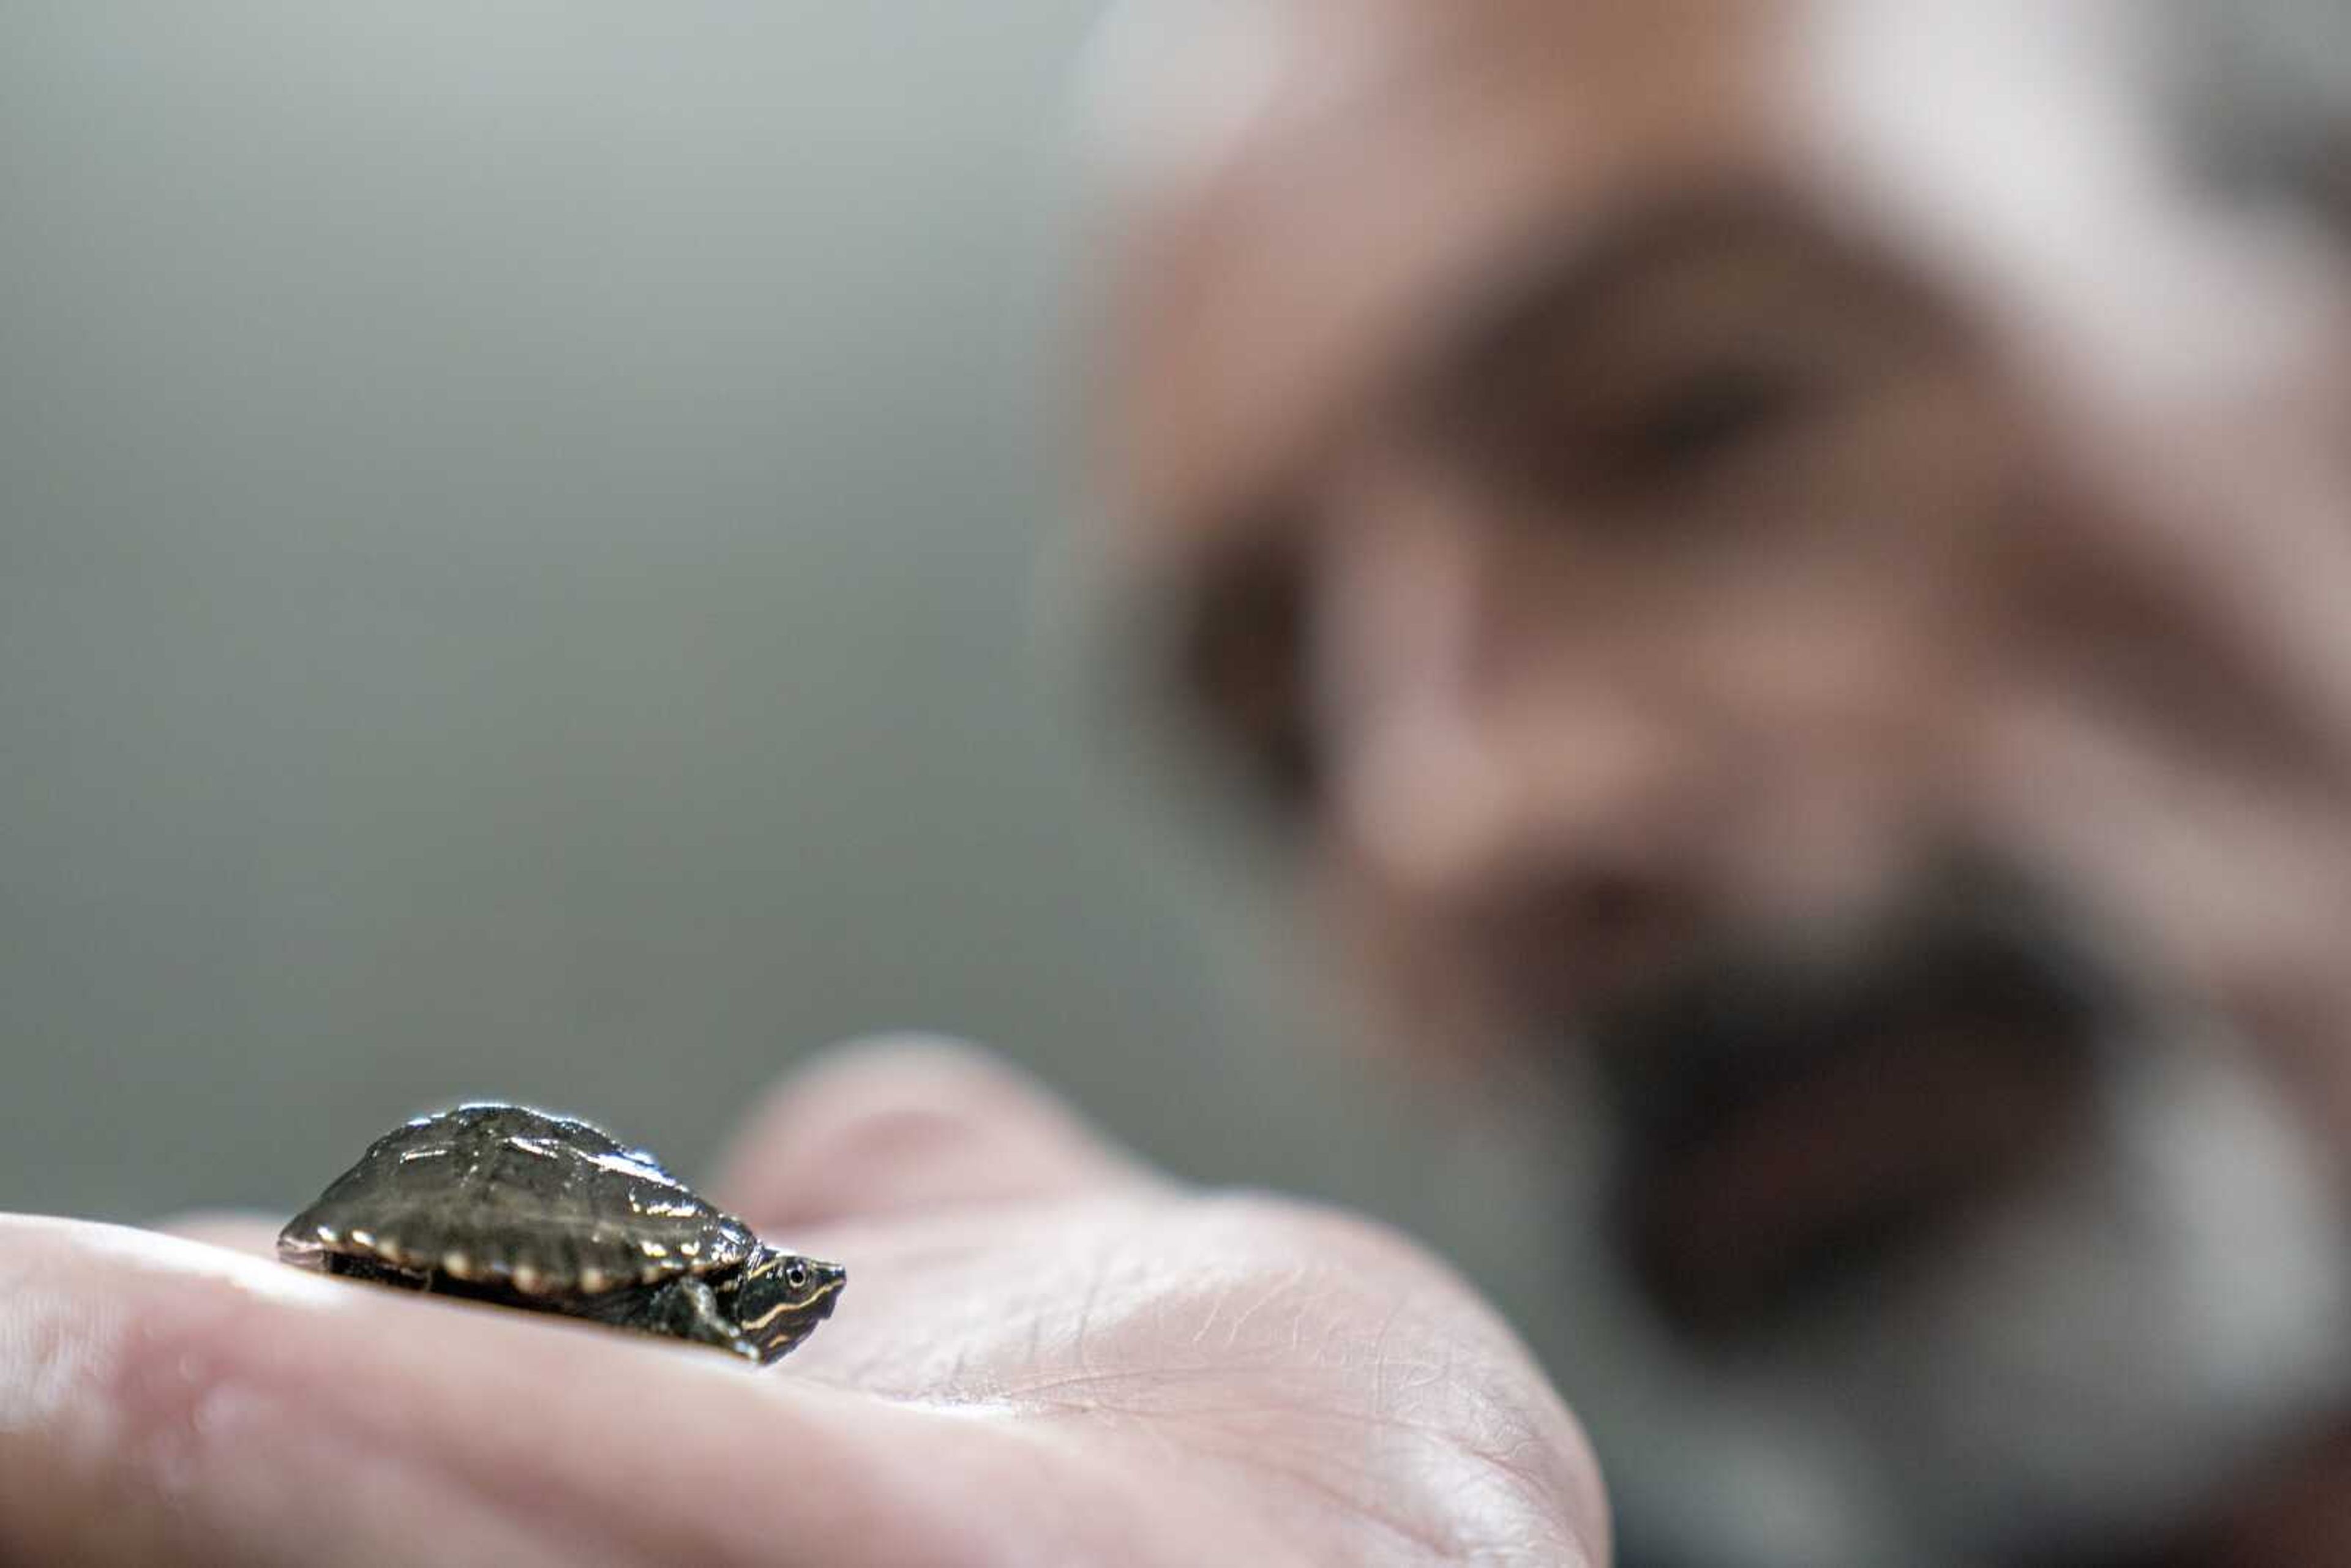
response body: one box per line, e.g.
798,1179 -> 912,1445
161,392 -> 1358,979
1339,686 -> 1715,1002
1322,569 -> 1720,1008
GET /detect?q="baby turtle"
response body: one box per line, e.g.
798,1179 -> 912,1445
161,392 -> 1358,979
279,1103 -> 844,1364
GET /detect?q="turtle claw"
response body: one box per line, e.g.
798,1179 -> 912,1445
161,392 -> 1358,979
632,1274 -> 756,1359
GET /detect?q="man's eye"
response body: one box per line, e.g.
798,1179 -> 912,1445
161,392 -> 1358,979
1458,345 -> 1822,510
1594,361 -> 1810,486
1175,546 -> 1322,819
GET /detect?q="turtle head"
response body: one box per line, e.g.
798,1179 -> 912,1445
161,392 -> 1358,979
732,1246 -> 846,1363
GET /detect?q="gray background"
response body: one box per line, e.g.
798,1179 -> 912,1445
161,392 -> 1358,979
0,1 -> 1575,1327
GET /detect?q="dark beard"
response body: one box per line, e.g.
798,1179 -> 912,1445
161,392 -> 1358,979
1582,848 -> 2126,1341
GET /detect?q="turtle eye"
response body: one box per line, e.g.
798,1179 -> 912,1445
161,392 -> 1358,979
785,1262 -> 808,1289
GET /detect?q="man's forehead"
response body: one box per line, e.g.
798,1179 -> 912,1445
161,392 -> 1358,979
1084,0 -> 1752,190
1081,0 -> 1804,568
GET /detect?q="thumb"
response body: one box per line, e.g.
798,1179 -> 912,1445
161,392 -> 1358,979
710,1035 -> 1163,1230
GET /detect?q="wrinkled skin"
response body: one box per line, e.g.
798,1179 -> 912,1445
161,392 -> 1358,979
0,1040 -> 1604,1568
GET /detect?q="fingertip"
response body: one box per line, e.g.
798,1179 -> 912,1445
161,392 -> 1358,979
713,1034 -> 1161,1229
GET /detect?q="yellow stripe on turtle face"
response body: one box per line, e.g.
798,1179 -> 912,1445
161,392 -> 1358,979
739,1276 -> 844,1333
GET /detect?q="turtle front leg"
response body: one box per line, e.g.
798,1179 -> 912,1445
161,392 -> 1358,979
626,1275 -> 759,1360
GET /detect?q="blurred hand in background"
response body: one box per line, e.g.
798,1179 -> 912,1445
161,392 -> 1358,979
1081,0 -> 2351,1562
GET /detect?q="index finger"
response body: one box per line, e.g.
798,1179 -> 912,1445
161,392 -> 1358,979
711,1036 -> 1164,1230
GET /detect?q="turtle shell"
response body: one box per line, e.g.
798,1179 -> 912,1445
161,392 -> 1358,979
279,1103 -> 756,1297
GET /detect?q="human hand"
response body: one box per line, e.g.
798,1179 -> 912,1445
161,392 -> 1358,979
0,1040 -> 1605,1566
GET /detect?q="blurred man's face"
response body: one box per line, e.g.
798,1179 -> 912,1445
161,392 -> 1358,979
1089,0 -> 2351,1560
